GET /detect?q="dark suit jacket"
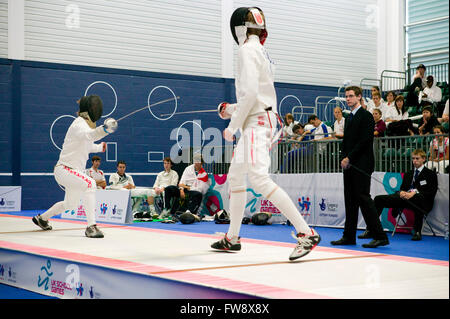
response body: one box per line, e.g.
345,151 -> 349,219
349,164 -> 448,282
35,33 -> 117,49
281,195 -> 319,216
341,107 -> 375,174
400,166 -> 438,212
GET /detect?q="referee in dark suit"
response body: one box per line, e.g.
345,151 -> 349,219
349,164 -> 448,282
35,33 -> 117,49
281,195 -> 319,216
331,86 -> 389,248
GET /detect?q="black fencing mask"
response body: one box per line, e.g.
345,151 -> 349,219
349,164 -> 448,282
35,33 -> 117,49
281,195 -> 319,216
79,95 -> 103,123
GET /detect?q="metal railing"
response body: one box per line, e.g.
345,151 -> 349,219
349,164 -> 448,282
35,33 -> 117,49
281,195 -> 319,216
407,62 -> 449,85
381,70 -> 407,94
314,96 -> 349,124
201,134 -> 449,175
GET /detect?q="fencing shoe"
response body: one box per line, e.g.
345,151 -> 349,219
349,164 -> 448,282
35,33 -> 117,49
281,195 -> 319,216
32,214 -> 52,230
289,229 -> 321,261
85,224 -> 104,238
149,204 -> 159,219
211,233 -> 241,251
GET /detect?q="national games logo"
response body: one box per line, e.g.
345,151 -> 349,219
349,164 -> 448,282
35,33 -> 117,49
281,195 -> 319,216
298,196 -> 311,213
100,203 -> 108,215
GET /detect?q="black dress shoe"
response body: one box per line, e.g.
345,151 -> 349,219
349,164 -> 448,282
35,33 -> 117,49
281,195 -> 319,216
330,237 -> 356,245
358,230 -> 373,239
411,232 -> 422,241
362,239 -> 389,248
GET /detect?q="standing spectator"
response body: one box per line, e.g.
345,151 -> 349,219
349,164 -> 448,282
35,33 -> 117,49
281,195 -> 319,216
425,125 -> 449,174
291,123 -> 314,142
282,113 -> 299,137
418,106 -> 440,135
406,64 -> 426,108
86,155 -> 106,189
373,109 -> 386,137
331,86 -> 389,248
333,107 -> 345,139
308,114 -> 333,157
308,115 -> 333,141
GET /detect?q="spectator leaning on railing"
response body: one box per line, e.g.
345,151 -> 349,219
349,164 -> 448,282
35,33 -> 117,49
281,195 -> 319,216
333,107 -> 345,139
425,125 -> 449,174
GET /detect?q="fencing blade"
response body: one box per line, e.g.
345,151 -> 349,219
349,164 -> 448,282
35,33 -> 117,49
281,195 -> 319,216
160,109 -> 217,117
116,96 -> 180,122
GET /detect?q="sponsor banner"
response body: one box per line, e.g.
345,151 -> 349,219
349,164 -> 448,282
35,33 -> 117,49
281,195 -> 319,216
0,248 -> 247,299
200,173 -> 448,236
0,186 -> 21,212
61,189 -> 132,224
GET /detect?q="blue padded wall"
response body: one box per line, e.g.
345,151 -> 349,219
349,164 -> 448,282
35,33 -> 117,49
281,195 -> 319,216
0,59 -> 338,209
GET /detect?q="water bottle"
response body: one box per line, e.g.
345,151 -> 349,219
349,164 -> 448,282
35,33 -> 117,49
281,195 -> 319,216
444,222 -> 449,240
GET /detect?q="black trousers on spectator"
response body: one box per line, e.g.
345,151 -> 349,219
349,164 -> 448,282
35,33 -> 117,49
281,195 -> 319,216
343,168 -> 387,241
164,185 -> 203,214
374,193 -> 428,234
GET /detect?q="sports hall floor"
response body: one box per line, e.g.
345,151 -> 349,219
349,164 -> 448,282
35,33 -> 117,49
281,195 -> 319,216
0,210 -> 448,300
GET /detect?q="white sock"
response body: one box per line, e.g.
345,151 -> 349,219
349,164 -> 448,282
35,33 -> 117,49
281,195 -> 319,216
40,201 -> 65,221
82,191 -> 96,227
267,186 -> 312,235
226,188 -> 247,238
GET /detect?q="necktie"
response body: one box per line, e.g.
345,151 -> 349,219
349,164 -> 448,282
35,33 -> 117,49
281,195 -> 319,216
410,169 -> 419,189
348,112 -> 354,121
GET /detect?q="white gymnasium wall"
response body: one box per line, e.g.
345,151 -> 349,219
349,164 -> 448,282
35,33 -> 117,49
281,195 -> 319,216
233,0 -> 379,87
23,0 -> 222,77
11,0 -> 382,87
0,0 -> 7,58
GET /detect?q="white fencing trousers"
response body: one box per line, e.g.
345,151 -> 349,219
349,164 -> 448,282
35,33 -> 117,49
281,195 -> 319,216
41,165 -> 97,226
226,116 -> 312,238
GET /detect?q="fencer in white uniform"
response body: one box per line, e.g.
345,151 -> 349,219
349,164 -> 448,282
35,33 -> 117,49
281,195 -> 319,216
211,7 -> 321,260
32,95 -> 118,238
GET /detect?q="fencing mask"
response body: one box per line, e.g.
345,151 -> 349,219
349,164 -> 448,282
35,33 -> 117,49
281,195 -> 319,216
79,95 -> 103,125
214,209 -> 230,224
251,212 -> 272,225
230,7 -> 267,46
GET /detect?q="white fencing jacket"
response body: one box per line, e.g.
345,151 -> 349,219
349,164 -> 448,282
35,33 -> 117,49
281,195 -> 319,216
56,117 -> 108,171
227,34 -> 277,135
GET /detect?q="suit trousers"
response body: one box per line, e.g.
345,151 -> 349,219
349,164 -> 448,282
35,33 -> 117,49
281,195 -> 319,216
343,167 -> 387,241
374,193 -> 428,233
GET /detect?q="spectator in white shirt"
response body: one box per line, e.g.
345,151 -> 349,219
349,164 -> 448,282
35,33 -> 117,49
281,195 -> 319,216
366,86 -> 384,110
283,113 -> 299,137
368,92 -> 387,120
308,114 -> 333,155
385,95 -> 414,136
164,154 -> 210,218
333,107 -> 345,139
419,75 -> 442,106
86,155 -> 106,189
109,160 -> 156,216
384,91 -> 396,110
150,157 -> 179,217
